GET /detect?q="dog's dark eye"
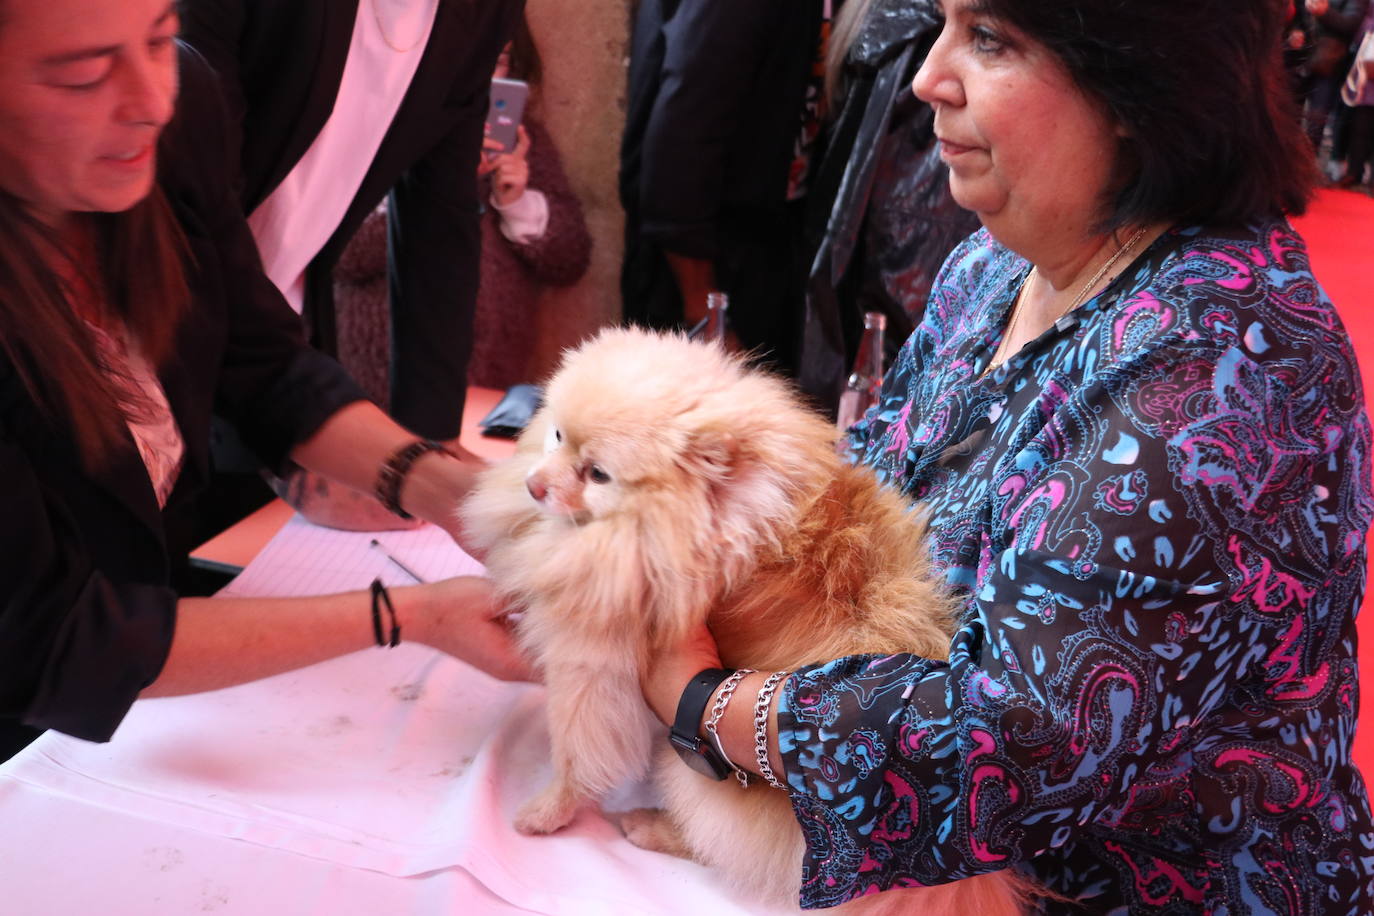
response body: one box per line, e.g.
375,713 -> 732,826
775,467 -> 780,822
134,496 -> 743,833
588,465 -> 611,484
554,429 -> 562,443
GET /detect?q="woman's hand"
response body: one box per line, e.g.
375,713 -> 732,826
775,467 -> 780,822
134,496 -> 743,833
478,126 -> 532,207
639,626 -> 789,784
640,622 -> 724,726
408,576 -> 538,683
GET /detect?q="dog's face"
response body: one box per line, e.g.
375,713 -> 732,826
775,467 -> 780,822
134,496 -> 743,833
524,419 -> 631,521
522,407 -> 723,525
516,329 -> 735,525
511,327 -> 823,556
490,327 -> 844,640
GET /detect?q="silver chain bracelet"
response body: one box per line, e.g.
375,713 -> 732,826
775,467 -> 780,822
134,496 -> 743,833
704,668 -> 756,787
753,671 -> 790,791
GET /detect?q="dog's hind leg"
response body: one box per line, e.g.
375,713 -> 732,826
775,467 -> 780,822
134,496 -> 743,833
615,807 -> 698,860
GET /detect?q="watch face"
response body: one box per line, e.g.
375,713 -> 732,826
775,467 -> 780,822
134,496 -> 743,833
669,732 -> 731,780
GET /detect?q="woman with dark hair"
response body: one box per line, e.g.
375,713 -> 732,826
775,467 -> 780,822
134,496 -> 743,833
0,0 -> 532,760
641,0 -> 1374,912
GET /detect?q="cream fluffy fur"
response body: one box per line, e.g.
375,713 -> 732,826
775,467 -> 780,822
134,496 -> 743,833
462,328 -> 1031,915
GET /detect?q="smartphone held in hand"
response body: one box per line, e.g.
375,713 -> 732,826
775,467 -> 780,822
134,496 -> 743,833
486,77 -> 529,153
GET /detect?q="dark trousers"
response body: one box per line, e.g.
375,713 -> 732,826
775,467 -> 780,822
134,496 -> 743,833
1346,106 -> 1374,181
1302,72 -> 1347,151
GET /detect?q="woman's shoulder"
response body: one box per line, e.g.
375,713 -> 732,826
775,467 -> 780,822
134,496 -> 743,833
1148,217 -> 1325,318
1107,216 -> 1358,377
1167,216 -> 1312,264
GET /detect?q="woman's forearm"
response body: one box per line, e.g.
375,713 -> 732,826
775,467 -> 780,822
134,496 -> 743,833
145,577 -> 535,697
708,669 -> 787,785
647,649 -> 787,787
286,400 -> 484,539
288,401 -> 425,498
144,587 -> 423,697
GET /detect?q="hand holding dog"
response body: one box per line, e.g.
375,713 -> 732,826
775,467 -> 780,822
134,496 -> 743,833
641,622 -> 724,726
407,576 -> 538,683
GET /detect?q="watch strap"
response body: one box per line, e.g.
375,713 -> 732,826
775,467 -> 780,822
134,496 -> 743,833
670,668 -> 733,747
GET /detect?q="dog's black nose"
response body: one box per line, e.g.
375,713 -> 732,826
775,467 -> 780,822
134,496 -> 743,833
526,475 -> 548,502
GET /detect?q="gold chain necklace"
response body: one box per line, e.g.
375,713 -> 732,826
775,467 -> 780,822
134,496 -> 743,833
369,0 -> 433,53
1062,225 -> 1149,315
981,226 -> 1150,379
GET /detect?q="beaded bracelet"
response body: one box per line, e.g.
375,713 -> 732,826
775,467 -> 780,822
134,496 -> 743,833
753,671 -> 790,791
374,439 -> 451,520
704,668 -> 756,787
369,577 -> 401,648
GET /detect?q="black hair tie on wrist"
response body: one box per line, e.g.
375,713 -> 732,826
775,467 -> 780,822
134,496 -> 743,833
370,577 -> 401,648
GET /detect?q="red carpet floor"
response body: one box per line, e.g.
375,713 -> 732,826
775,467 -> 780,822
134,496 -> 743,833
1290,188 -> 1374,776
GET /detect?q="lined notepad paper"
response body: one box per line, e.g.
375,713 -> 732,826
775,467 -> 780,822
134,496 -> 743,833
219,516 -> 485,598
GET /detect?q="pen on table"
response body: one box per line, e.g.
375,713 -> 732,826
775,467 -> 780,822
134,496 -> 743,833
369,538 -> 427,583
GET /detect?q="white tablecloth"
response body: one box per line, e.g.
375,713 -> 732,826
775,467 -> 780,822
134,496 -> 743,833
0,519 -> 790,914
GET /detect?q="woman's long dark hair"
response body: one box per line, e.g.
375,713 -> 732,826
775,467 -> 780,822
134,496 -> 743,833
0,186 -> 189,469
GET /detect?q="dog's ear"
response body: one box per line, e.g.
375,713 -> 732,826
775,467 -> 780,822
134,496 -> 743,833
684,426 -> 740,482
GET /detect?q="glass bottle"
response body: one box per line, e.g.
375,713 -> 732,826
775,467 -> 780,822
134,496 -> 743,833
835,311 -> 886,432
704,291 -> 729,344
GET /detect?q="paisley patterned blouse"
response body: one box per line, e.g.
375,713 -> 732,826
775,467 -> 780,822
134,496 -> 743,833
777,219 -> 1374,914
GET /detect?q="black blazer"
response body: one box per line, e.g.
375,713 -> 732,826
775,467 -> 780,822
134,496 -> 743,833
0,50 -> 365,744
180,0 -> 523,438
618,0 -> 821,375
619,0 -> 821,260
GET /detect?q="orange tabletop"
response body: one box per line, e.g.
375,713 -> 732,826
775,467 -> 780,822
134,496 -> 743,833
191,386 -> 519,568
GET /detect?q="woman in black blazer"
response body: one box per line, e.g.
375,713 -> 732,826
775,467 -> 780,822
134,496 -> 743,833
0,3 -> 531,757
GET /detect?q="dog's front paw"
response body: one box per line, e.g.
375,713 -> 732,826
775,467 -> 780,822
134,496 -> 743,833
615,807 -> 695,860
514,785 -> 580,835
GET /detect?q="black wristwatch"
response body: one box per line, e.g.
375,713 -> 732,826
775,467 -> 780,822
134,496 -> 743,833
668,668 -> 734,781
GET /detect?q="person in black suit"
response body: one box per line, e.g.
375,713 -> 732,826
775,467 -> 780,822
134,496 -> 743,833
177,0 -> 522,537
181,0 -> 521,441
0,1 -> 532,759
619,0 -> 826,377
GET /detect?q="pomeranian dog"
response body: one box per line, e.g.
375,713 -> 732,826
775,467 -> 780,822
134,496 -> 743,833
461,328 -> 1031,915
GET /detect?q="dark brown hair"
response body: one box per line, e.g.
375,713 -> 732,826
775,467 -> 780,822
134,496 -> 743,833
978,0 -> 1316,227
0,186 -> 189,469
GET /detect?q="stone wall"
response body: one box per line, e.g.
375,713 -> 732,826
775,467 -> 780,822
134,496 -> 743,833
523,0 -> 633,380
